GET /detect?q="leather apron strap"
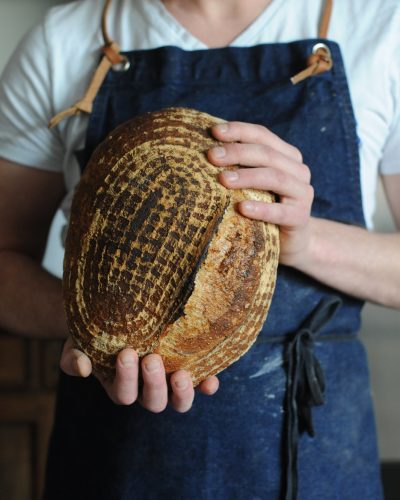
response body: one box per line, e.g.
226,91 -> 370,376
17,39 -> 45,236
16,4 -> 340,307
290,0 -> 334,84
48,0 -> 128,128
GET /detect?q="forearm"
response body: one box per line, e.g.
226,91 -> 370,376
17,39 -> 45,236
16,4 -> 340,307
0,250 -> 68,339
292,217 -> 400,308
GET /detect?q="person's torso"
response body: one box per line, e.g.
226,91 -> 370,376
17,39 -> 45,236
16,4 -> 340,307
45,0 -> 400,231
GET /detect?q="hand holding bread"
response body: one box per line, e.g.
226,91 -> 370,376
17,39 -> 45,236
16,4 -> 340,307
211,120 -> 313,268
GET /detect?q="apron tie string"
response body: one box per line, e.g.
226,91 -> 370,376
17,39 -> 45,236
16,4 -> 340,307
48,41 -> 123,128
290,45 -> 333,85
49,0 -> 124,128
284,295 -> 342,500
291,0 -> 334,85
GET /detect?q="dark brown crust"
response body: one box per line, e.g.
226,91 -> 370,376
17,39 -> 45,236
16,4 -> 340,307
63,107 -> 279,385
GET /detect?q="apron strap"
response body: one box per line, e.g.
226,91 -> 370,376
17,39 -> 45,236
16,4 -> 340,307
48,0 -> 129,128
101,0 -> 113,45
283,296 -> 342,500
318,0 -> 333,39
290,0 -> 334,85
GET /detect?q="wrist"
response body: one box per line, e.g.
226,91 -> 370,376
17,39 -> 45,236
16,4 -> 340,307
278,219 -> 315,270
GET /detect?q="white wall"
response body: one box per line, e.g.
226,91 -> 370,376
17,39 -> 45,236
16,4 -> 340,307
0,0 -> 61,70
1,0 -> 399,460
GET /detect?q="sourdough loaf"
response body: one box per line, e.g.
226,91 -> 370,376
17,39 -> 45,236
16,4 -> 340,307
63,107 -> 279,386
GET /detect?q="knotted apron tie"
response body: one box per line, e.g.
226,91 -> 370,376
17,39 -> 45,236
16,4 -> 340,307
283,296 -> 342,500
290,0 -> 334,84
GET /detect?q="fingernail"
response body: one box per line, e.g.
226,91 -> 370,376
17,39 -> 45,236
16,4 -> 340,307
215,123 -> 228,133
222,170 -> 239,182
120,352 -> 136,367
73,354 -> 90,377
241,201 -> 255,212
144,359 -> 160,372
212,146 -> 226,158
74,355 -> 83,374
175,379 -> 189,389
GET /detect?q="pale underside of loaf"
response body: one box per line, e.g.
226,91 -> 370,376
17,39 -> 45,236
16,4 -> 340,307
63,107 -> 279,386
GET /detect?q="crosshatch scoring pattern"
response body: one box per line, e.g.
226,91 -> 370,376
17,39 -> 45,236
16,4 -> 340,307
63,108 -> 279,386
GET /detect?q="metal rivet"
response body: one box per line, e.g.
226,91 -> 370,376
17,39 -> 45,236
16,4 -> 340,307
312,42 -> 332,59
112,56 -> 131,72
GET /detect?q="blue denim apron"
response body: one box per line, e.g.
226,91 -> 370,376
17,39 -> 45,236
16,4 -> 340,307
44,41 -> 383,500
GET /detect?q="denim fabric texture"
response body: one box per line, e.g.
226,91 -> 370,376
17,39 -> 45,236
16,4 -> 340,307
44,41 -> 383,500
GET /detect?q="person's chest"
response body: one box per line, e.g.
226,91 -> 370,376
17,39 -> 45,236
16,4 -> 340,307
159,0 -> 274,47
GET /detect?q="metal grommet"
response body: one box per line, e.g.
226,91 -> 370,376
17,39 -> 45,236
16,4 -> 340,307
112,55 -> 131,72
312,42 -> 332,59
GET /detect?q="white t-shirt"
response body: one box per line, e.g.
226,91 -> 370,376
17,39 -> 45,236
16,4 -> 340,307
0,0 -> 399,229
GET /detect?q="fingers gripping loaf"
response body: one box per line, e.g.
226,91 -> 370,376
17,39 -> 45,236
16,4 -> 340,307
63,107 -> 279,386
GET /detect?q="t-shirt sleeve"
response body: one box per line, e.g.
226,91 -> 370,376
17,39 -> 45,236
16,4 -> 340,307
0,21 -> 64,171
380,111 -> 400,175
379,14 -> 400,177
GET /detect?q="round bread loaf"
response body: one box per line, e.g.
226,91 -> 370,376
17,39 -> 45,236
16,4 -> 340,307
63,107 -> 279,386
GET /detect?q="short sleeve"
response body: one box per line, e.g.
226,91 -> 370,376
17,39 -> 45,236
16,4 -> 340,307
0,21 -> 64,171
380,111 -> 400,175
379,9 -> 400,176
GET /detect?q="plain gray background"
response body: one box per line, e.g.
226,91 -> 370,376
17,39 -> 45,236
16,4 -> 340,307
1,0 -> 399,460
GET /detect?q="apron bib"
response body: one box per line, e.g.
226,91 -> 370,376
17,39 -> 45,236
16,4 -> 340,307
44,5 -> 383,500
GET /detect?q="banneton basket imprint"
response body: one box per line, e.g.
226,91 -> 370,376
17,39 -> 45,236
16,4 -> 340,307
63,107 -> 280,386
